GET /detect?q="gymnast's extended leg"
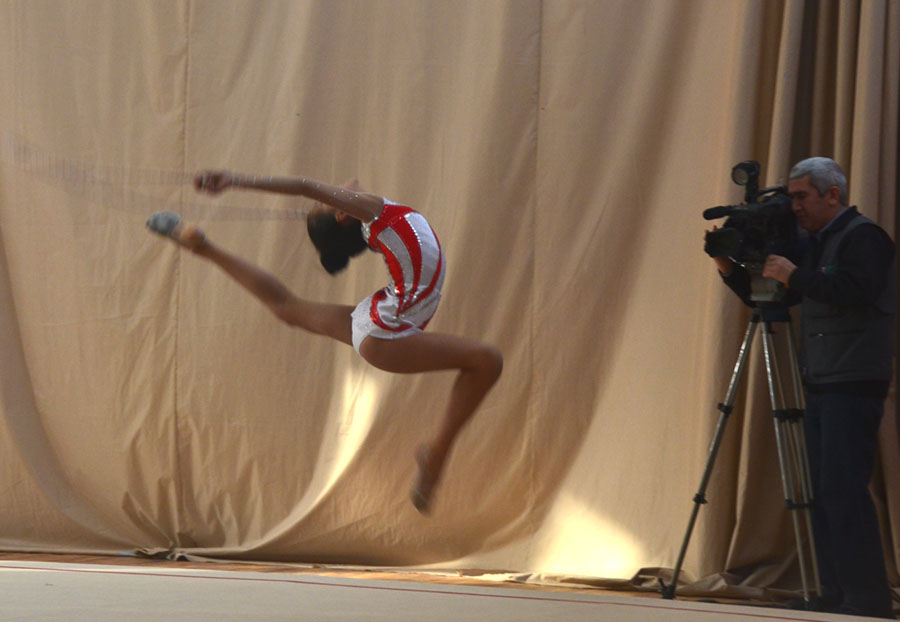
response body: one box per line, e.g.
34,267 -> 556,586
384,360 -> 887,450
148,214 -> 354,344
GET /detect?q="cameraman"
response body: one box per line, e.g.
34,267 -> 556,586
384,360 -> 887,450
710,157 -> 896,619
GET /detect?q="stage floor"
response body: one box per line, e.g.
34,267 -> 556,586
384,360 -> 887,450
0,553 -> 893,621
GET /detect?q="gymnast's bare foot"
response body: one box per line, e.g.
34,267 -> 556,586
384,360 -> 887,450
411,444 -> 441,515
146,211 -> 208,252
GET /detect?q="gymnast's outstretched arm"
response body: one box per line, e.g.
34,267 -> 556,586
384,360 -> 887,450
194,170 -> 383,223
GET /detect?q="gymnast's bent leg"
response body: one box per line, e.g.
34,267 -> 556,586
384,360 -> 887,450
359,332 -> 503,514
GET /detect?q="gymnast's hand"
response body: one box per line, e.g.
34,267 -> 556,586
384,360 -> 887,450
194,170 -> 233,195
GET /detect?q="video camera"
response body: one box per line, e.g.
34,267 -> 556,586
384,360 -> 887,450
703,160 -> 797,303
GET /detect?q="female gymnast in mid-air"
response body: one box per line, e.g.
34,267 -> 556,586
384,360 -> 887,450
147,171 -> 503,515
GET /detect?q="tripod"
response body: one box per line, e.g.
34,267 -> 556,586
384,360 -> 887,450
660,306 -> 821,604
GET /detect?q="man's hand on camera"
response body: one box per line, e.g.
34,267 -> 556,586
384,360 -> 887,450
762,255 -> 796,285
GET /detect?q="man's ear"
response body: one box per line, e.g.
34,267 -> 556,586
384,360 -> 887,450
826,185 -> 842,205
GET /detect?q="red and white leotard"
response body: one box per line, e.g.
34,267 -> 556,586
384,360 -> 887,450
350,200 -> 446,353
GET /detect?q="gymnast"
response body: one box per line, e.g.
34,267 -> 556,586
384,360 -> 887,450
146,171 -> 503,514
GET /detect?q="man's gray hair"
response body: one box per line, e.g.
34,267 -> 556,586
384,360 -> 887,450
789,157 -> 848,206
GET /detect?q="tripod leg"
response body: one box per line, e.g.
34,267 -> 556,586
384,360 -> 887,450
661,315 -> 760,599
760,320 -> 821,603
783,321 -> 822,595
784,321 -> 805,410
783,413 -> 821,598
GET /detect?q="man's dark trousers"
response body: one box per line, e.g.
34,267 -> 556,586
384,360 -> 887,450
804,391 -> 893,617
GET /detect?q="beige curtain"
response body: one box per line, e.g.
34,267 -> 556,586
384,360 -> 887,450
0,0 -> 897,593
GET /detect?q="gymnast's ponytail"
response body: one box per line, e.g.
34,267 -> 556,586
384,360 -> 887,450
306,212 -> 370,275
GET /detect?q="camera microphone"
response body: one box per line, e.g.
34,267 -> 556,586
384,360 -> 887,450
703,205 -> 738,220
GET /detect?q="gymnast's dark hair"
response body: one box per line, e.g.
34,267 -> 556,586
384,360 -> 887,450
306,212 -> 370,275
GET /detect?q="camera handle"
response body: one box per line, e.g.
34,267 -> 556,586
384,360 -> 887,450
659,309 -> 821,606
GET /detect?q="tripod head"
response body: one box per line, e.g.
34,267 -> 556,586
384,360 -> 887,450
751,303 -> 791,323
746,269 -> 788,305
